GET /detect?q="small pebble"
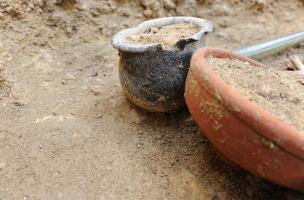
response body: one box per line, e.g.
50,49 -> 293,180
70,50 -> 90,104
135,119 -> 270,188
259,85 -> 272,97
0,162 -> 7,170
64,73 -> 76,80
90,85 -> 102,95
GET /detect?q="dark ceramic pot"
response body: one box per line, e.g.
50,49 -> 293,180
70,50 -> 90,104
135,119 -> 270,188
112,17 -> 212,112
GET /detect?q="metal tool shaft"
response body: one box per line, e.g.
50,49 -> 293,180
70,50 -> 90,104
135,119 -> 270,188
236,32 -> 304,60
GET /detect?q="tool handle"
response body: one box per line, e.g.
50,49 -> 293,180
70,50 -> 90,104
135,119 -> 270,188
235,32 -> 304,60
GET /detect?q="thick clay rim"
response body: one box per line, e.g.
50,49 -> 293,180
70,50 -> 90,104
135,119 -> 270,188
111,16 -> 212,52
188,47 -> 304,161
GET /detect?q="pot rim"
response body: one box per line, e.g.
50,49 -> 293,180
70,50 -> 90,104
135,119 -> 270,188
189,47 -> 304,161
111,16 -> 212,53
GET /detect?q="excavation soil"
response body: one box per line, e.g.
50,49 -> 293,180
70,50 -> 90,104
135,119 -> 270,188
207,56 -> 304,133
126,23 -> 200,48
1,0 -> 304,199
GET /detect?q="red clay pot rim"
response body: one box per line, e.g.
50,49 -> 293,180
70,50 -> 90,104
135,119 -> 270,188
190,47 -> 304,161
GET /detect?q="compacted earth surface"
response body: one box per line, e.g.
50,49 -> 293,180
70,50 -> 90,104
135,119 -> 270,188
0,0 -> 304,199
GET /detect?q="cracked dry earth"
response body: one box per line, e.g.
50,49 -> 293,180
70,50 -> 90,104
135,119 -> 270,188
0,0 -> 304,199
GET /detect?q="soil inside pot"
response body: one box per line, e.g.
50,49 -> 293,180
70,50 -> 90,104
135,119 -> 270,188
126,23 -> 200,49
206,56 -> 304,133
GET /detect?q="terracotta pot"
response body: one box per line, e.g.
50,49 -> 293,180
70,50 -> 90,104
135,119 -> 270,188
185,47 -> 304,190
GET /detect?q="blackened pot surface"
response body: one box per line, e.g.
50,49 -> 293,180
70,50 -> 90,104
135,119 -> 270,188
119,49 -> 193,112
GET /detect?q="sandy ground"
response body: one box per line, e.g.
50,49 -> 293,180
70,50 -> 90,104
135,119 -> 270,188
0,0 -> 304,199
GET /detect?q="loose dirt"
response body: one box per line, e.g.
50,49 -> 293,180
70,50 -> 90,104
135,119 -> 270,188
0,69 -> 10,100
207,56 -> 304,133
0,0 -> 304,199
126,23 -> 200,48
